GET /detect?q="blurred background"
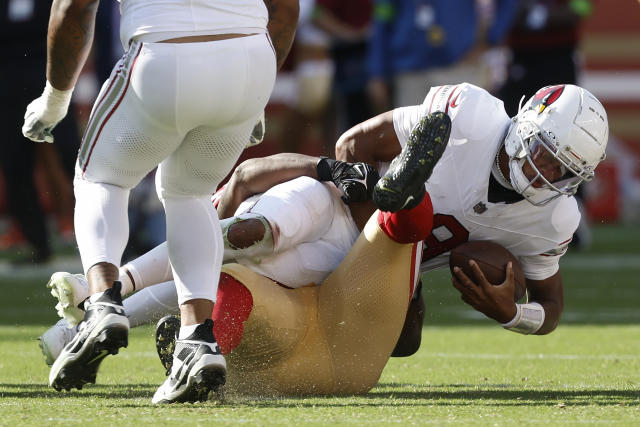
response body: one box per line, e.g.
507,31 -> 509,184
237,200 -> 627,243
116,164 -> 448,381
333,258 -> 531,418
0,0 -> 638,271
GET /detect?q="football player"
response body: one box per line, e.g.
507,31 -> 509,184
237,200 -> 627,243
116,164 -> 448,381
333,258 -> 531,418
22,0 -> 299,403
340,83 -> 608,336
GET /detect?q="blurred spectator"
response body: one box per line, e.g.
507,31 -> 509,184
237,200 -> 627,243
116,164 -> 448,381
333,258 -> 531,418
313,0 -> 373,132
497,0 -> 593,249
367,0 -> 520,110
0,0 -> 80,263
498,0 -> 591,115
276,0 -> 334,155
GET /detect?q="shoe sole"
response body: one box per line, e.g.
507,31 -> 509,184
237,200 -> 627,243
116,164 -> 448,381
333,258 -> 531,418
373,112 -> 452,212
155,316 -> 181,375
49,314 -> 129,391
47,273 -> 86,326
152,355 -> 227,404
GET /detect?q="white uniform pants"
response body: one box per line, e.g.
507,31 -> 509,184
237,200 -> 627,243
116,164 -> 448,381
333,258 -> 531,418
74,34 -> 277,304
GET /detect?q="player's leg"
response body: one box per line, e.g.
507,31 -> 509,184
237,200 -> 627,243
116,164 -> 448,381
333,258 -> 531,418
225,177 -> 359,287
317,196 -> 433,394
50,41 -> 186,391
152,34 -> 276,404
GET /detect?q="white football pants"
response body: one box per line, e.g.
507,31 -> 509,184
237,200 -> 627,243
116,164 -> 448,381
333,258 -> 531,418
74,34 -> 277,304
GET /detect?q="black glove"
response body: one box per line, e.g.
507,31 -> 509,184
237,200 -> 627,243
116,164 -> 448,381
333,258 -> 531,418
317,157 -> 380,204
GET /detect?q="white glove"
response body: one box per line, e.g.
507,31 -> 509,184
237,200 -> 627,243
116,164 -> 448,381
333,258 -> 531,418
22,81 -> 73,143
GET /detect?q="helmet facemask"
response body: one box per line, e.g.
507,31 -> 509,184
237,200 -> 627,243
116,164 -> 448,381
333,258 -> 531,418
506,120 -> 593,206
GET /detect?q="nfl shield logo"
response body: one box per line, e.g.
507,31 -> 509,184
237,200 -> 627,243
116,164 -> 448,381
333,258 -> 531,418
473,202 -> 487,214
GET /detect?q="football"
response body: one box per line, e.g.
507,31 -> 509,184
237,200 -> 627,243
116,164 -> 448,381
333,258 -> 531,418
449,241 -> 527,302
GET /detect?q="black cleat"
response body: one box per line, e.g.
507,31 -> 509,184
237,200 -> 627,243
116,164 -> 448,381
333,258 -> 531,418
152,319 -> 226,404
155,315 -> 181,375
373,112 -> 451,212
49,282 -> 129,391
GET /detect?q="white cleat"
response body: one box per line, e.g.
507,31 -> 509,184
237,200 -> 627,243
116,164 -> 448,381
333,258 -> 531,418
47,272 -> 90,326
152,319 -> 226,404
38,319 -> 78,366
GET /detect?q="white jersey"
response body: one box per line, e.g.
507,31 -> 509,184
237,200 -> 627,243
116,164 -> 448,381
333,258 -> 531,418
118,0 -> 268,48
390,83 -> 580,280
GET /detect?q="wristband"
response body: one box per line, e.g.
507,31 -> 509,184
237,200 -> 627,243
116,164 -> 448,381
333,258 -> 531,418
316,157 -> 336,181
501,302 -> 545,335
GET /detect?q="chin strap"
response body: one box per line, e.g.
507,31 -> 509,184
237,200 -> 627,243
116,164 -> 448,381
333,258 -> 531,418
491,147 -> 514,190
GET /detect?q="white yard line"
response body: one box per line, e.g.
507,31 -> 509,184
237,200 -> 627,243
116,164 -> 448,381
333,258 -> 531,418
560,254 -> 640,270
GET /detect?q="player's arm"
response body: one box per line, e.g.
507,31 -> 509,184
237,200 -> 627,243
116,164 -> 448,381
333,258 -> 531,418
335,111 -> 401,164
523,272 -> 563,335
47,0 -> 99,90
217,153 -> 320,218
217,153 -> 378,218
452,262 -> 563,335
22,0 -> 99,143
263,0 -> 299,70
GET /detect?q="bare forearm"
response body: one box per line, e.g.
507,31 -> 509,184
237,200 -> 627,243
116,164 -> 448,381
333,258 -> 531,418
217,153 -> 320,218
526,274 -> 564,335
47,0 -> 99,90
264,0 -> 299,69
532,298 -> 562,335
335,111 -> 401,164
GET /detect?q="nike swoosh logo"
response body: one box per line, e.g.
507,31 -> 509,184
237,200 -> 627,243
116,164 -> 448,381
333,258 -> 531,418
344,164 -> 368,187
450,93 -> 460,108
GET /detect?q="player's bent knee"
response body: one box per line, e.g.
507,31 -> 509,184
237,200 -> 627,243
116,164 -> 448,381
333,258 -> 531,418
221,214 -> 275,259
377,194 -> 434,244
226,219 -> 266,249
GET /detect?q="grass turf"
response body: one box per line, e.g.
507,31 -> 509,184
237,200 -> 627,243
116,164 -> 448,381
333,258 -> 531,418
0,224 -> 638,425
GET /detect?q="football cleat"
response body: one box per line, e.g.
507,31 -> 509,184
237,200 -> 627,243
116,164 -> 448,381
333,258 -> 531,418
49,282 -> 129,391
373,112 -> 451,212
155,315 -> 181,375
47,272 -> 90,326
39,319 -> 78,366
152,319 -> 226,404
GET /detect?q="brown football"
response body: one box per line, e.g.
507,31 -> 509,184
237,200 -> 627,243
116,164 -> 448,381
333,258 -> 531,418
449,241 -> 527,302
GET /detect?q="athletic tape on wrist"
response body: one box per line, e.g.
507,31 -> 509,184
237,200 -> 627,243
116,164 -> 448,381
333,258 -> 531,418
44,81 -> 74,109
501,302 -> 545,335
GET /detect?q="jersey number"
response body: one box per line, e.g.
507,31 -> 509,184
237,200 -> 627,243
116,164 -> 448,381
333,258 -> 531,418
422,214 -> 470,261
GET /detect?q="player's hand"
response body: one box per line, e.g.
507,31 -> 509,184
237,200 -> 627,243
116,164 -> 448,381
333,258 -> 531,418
451,260 -> 518,323
317,158 -> 380,204
22,82 -> 73,143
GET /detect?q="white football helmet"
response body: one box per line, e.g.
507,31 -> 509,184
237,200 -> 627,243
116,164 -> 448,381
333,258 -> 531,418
504,84 -> 609,206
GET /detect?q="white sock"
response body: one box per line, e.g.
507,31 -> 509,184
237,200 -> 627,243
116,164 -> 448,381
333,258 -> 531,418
120,242 -> 173,293
178,324 -> 199,340
122,281 -> 179,328
118,268 -> 135,296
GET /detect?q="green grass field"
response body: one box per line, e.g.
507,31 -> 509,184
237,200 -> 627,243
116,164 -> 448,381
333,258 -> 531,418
0,225 -> 639,425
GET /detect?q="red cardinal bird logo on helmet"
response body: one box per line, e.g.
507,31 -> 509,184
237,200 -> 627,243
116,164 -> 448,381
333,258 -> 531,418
530,85 -> 565,114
